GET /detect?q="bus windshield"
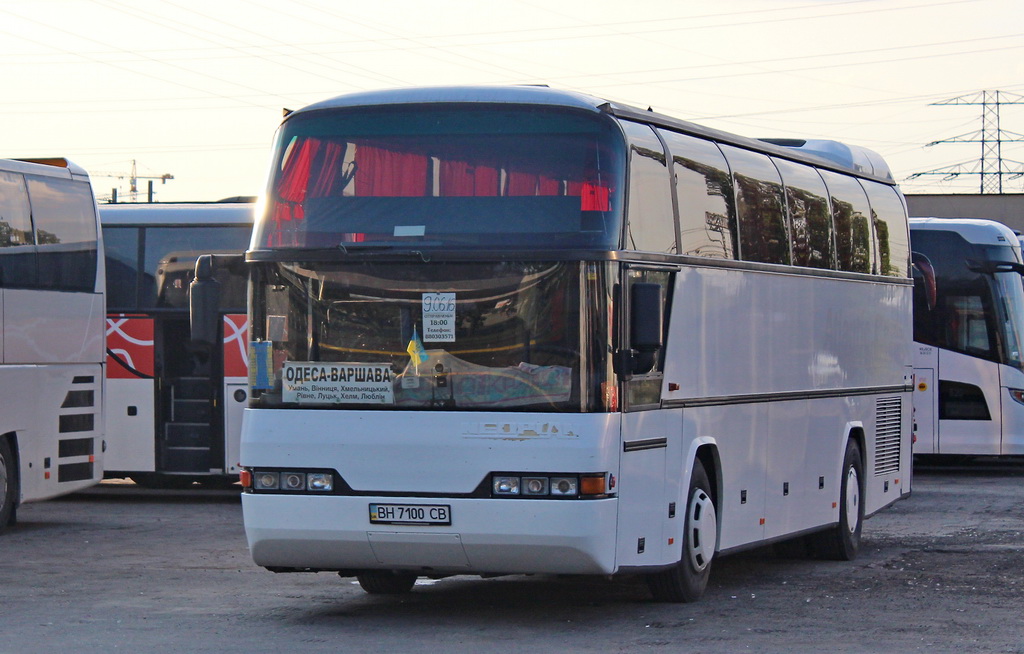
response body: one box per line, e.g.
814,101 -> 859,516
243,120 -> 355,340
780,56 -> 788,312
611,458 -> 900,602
253,106 -> 625,251
249,260 -> 611,412
993,270 -> 1024,369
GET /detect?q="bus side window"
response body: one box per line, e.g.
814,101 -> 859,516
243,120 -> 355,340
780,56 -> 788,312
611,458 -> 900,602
861,181 -> 910,278
620,121 -> 676,254
772,158 -> 834,270
26,175 -> 98,292
0,170 -> 36,288
719,145 -> 789,265
658,129 -> 737,260
819,170 -> 873,274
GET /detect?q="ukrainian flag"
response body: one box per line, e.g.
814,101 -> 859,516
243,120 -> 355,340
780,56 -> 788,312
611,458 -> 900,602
406,327 -> 427,366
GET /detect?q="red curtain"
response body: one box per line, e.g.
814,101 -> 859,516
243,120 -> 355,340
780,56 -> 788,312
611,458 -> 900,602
354,145 -> 428,197
439,161 -> 499,196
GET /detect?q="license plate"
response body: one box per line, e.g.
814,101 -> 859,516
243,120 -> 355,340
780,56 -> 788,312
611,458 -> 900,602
369,503 -> 451,526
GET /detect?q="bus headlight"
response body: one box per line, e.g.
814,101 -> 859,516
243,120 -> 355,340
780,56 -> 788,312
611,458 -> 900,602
307,472 -> 334,492
489,473 -> 610,498
255,471 -> 280,490
492,476 -> 520,495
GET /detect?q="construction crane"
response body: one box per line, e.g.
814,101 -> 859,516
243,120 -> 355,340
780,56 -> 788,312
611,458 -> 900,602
93,159 -> 174,202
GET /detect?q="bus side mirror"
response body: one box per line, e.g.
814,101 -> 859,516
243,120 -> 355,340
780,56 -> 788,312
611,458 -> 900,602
189,254 -> 221,347
912,252 -> 937,312
630,282 -> 663,374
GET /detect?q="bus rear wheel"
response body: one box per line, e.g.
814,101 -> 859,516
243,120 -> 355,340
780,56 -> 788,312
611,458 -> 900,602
646,460 -> 716,602
0,438 -> 16,530
809,439 -> 863,561
355,570 -> 418,595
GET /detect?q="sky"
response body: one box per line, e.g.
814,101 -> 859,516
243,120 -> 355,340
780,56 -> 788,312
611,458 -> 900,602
1,0 -> 1023,202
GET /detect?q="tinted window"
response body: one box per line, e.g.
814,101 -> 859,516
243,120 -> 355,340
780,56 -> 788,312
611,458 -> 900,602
102,226 -> 141,309
862,181 -> 910,277
621,122 -> 676,254
0,171 -> 33,248
257,107 -> 626,251
659,130 -> 736,259
910,228 -> 1022,368
26,176 -> 97,291
774,158 -> 833,269
721,145 -> 789,265
27,176 -> 97,245
0,171 -> 37,288
820,171 -> 872,274
142,226 -> 250,309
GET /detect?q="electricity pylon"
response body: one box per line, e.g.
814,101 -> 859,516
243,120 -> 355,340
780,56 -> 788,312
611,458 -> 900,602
908,90 -> 1024,194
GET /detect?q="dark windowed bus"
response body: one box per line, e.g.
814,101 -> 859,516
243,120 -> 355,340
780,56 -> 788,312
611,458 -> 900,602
230,86 -> 913,601
910,217 -> 1024,456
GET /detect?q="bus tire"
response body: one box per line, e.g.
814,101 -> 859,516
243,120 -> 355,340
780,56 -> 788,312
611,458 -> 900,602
356,570 -> 418,595
646,459 -> 716,603
809,439 -> 863,561
0,438 -> 16,530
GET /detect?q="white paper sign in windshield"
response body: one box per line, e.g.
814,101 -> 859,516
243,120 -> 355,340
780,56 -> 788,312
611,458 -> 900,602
422,292 -> 456,342
282,362 -> 394,405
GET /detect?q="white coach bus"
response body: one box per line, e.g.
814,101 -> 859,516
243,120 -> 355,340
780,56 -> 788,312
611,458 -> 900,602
0,157 -> 105,533
910,217 -> 1024,457
223,86 -> 913,601
101,202 -> 252,487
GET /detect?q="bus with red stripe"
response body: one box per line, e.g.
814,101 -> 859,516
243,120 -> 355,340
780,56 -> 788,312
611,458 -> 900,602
101,202 -> 252,487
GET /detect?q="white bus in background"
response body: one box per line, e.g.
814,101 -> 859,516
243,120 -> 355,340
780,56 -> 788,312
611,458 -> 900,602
910,217 -> 1024,457
101,202 -> 252,488
0,157 -> 105,533
223,86 -> 913,602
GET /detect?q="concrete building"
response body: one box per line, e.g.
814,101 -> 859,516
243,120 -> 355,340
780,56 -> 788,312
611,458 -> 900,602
905,194 -> 1024,233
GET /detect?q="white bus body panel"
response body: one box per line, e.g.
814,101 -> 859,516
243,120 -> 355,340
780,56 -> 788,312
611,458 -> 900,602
999,365 -> 1024,454
243,410 -> 626,574
223,380 -> 247,474
3,289 -> 104,365
0,363 -> 103,501
935,349 -> 1002,455
104,378 -> 156,472
913,344 -> 939,454
661,265 -> 912,544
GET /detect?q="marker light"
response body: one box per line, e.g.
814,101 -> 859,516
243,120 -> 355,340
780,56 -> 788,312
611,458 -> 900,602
580,475 -> 607,496
1009,389 -> 1024,406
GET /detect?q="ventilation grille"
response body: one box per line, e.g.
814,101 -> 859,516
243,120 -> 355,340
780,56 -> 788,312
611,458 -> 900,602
874,396 -> 903,476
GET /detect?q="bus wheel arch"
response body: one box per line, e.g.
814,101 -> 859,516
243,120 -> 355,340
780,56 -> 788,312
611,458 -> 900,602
0,432 -> 19,529
646,449 -> 718,603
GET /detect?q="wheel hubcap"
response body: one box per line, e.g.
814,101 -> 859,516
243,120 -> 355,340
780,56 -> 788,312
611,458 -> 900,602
687,488 -> 717,571
845,466 -> 860,534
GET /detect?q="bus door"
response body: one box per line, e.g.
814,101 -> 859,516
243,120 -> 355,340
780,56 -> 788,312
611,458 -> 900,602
156,313 -> 224,475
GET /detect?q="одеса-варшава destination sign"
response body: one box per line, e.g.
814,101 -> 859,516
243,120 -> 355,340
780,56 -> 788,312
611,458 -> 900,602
282,362 -> 395,404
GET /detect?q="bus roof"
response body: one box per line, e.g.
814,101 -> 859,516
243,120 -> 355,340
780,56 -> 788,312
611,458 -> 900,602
99,202 -> 255,227
910,217 -> 1020,247
291,85 -> 895,183
1,157 -> 91,181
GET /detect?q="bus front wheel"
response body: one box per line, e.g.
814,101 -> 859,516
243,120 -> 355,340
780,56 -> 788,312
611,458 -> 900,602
809,439 -> 863,561
0,438 -> 16,531
646,459 -> 716,602
355,570 -> 418,595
